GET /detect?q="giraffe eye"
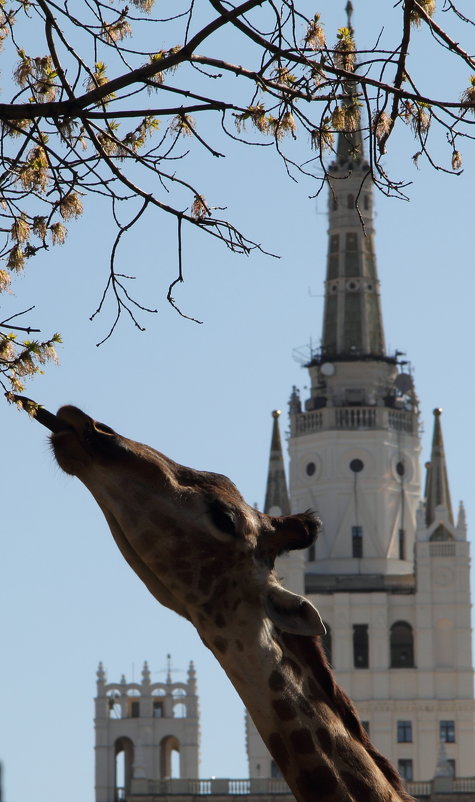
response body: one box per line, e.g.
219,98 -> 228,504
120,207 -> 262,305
208,500 -> 237,536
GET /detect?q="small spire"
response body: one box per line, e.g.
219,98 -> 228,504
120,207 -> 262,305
263,410 -> 290,516
97,662 -> 106,683
141,661 -> 151,684
346,1 -> 353,32
457,500 -> 466,530
289,386 -> 302,415
187,660 -> 196,692
166,653 -> 172,684
425,408 -> 453,526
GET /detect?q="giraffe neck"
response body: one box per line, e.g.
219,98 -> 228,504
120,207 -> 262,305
202,618 -> 414,802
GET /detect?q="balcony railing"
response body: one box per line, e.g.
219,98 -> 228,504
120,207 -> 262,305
125,776 -> 475,799
129,778 -> 291,796
291,406 -> 416,437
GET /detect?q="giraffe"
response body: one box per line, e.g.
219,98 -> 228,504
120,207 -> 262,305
31,401 -> 415,802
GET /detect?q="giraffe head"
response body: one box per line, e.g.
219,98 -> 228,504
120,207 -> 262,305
26,400 -> 415,802
48,405 -> 326,639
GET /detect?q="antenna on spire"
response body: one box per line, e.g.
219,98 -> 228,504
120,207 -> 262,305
166,653 -> 172,683
346,1 -> 354,33
155,653 -> 184,683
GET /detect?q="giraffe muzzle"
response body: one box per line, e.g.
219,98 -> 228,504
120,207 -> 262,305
12,395 -> 73,433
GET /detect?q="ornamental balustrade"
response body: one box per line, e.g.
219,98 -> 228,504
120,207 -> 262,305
291,406 -> 416,437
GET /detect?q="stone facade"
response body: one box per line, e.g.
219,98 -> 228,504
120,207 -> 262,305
95,660 -> 199,802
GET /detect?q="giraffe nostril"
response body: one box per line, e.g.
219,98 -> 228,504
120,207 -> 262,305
93,421 -> 116,436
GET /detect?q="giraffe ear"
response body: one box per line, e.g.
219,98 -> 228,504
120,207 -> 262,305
264,585 -> 326,636
264,510 -> 321,560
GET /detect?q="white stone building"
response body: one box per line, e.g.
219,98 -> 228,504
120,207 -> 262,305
246,80 -> 475,787
95,658 -> 199,801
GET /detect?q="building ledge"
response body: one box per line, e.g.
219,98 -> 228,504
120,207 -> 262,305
305,572 -> 416,594
122,777 -> 475,801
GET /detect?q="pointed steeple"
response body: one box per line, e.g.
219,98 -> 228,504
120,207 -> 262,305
321,6 -> 386,361
425,408 -> 453,526
263,410 -> 290,516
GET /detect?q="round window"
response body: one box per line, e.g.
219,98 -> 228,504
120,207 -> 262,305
306,462 -> 316,477
350,458 -> 364,473
396,461 -> 405,476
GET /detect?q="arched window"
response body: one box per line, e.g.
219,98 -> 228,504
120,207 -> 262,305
160,735 -> 180,779
107,692 -> 122,719
114,737 -> 134,799
173,701 -> 187,718
321,624 -> 332,666
390,622 -> 414,668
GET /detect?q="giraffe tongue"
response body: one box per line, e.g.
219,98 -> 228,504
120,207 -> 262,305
12,395 -> 72,433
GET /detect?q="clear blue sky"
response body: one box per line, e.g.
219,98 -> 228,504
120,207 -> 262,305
1,4 -> 474,802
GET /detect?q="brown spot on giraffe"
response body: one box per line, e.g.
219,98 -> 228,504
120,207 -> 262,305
268,732 -> 290,772
341,771 -> 380,801
296,765 -> 339,799
290,728 -> 315,754
272,698 -> 298,722
316,727 -> 333,757
268,670 -> 286,693
213,637 -> 228,654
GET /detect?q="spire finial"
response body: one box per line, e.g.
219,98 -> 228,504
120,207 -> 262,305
272,409 -> 281,419
142,661 -> 151,684
346,1 -> 353,32
166,653 -> 172,684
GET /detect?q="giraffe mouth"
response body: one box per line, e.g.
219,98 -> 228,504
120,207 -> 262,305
12,395 -> 73,433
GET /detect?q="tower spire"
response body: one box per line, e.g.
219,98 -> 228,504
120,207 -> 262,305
321,7 -> 386,361
263,410 -> 290,516
425,408 -> 453,526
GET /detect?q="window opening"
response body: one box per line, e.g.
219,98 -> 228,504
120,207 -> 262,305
153,701 -> 164,718
353,624 -> 369,668
398,529 -> 406,560
271,761 -> 283,779
397,721 -> 413,743
440,721 -> 455,743
352,526 -> 363,558
398,759 -> 413,781
390,622 -> 414,668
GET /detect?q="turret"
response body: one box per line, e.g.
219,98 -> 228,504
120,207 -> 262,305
94,658 -> 200,802
288,26 -> 421,581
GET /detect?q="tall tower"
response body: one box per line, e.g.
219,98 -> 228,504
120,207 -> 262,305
248,11 -> 475,783
95,658 -> 199,802
289,86 -> 421,585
